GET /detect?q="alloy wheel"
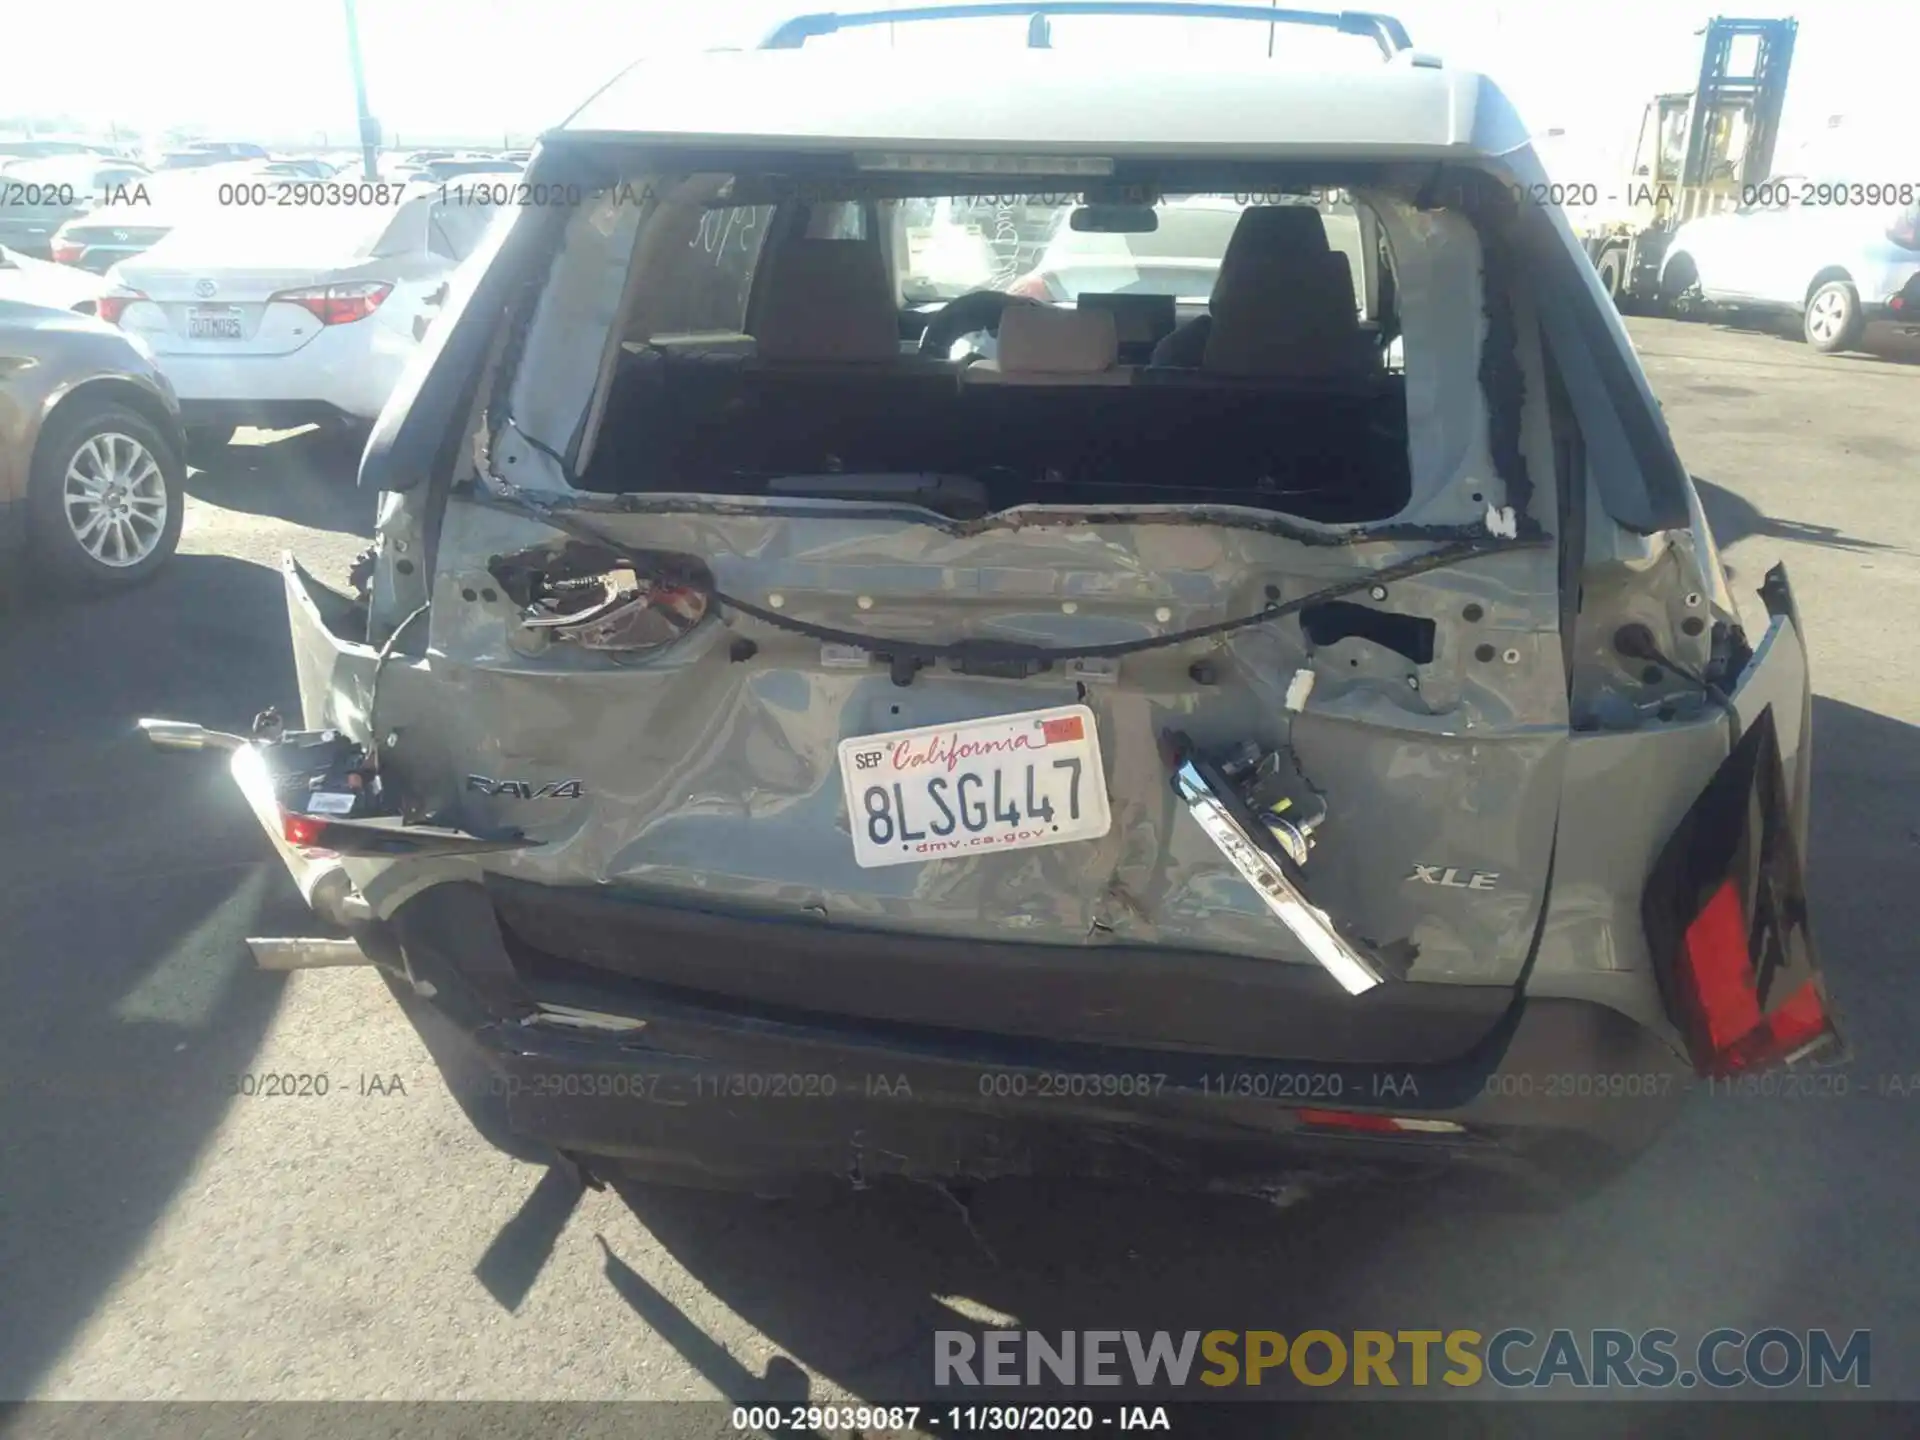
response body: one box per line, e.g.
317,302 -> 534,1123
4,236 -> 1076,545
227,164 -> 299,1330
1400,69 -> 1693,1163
62,430 -> 170,567
1807,290 -> 1847,345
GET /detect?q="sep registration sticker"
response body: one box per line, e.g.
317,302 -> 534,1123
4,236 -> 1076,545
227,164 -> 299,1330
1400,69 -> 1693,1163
837,704 -> 1112,869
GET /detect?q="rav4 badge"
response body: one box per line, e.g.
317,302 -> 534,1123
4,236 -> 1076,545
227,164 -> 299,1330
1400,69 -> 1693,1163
466,775 -> 585,800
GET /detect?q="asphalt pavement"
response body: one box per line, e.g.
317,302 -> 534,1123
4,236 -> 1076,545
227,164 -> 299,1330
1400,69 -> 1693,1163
2,316 -> 1917,1407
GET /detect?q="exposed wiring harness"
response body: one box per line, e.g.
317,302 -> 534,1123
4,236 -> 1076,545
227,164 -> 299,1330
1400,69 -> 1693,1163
1613,622 -> 1729,707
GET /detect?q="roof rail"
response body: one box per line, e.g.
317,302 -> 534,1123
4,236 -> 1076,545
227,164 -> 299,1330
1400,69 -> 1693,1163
760,3 -> 1412,58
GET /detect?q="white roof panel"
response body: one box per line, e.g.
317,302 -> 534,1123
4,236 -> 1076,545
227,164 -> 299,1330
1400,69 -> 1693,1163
559,52 -> 1529,160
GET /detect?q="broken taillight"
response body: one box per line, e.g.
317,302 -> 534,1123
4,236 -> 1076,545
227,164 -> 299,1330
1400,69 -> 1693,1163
1643,705 -> 1844,1078
281,811 -> 331,847
1675,878 -> 1837,1073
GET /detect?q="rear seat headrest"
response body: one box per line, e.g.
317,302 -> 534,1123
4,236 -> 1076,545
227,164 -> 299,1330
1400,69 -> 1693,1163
994,304 -> 1119,373
751,239 -> 900,363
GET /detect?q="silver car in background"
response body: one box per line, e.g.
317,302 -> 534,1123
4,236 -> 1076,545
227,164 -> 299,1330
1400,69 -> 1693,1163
0,295 -> 185,590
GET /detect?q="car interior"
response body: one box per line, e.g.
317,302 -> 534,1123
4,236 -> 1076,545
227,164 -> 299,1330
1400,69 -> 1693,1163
583,185 -> 1413,525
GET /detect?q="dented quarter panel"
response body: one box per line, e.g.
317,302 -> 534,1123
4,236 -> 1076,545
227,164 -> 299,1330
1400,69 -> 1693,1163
1522,554 -> 1811,1043
283,557 -> 380,736
1726,607 -> 1810,801
1523,716 -> 1729,1039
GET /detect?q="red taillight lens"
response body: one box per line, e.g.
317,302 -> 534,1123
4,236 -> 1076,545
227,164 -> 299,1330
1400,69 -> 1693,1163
96,291 -> 146,325
50,242 -> 83,266
1005,271 -> 1053,302
1676,878 -> 1838,1074
1678,881 -> 1761,1054
269,281 -> 394,325
281,812 -> 331,847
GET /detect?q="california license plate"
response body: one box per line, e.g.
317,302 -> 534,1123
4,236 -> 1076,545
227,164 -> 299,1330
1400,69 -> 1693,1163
838,704 -> 1110,869
187,306 -> 243,339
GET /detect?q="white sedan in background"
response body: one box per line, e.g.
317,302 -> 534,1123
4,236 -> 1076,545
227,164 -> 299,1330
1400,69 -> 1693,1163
0,245 -> 114,310
1661,183 -> 1920,352
100,189 -> 498,453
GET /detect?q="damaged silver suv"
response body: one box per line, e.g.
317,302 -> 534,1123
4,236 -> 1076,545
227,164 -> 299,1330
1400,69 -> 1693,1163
146,3 -> 1842,1200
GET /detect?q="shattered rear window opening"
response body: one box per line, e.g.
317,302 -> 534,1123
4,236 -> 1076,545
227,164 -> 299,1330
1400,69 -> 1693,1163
489,160 -> 1526,539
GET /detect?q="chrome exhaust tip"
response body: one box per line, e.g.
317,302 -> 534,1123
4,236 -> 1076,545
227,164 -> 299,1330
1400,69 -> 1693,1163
247,937 -> 376,971
138,718 -> 246,752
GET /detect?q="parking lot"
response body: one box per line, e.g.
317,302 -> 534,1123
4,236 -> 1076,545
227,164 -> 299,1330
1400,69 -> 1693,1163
2,313 -> 1917,1404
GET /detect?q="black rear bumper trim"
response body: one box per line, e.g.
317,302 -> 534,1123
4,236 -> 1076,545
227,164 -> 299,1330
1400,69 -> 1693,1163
386,882 -> 1692,1189
486,875 -> 1513,1065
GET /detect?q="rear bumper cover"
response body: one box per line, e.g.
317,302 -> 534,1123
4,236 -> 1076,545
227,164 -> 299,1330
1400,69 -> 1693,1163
386,881 -> 1693,1191
486,875 -> 1510,1066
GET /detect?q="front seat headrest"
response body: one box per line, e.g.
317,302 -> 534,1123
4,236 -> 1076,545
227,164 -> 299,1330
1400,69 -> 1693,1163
1203,208 -> 1375,378
751,239 -> 900,363
1208,205 -> 1332,314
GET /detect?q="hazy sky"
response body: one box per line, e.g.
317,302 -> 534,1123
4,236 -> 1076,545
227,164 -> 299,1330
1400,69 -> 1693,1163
13,0 -> 1918,170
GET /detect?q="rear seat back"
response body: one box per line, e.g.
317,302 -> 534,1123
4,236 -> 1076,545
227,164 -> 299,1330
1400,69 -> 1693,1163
593,227 -> 1397,509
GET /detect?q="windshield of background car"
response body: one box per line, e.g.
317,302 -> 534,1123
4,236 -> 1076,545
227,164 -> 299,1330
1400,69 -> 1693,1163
139,197 -> 417,266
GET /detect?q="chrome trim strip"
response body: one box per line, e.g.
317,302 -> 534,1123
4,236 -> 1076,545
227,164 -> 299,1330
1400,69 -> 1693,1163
1171,759 -> 1390,996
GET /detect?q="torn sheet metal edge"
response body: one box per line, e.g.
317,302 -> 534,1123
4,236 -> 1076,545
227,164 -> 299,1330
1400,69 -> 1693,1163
1170,759 -> 1394,997
466,484 -> 1547,549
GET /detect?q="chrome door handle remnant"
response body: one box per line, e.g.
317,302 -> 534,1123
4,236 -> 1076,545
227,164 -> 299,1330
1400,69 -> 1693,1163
1171,759 -> 1392,996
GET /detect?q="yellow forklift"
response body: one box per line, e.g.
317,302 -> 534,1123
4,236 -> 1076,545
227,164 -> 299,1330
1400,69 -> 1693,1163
1579,16 -> 1797,308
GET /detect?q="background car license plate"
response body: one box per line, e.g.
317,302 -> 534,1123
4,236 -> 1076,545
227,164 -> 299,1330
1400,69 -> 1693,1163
188,306 -> 243,339
838,704 -> 1111,869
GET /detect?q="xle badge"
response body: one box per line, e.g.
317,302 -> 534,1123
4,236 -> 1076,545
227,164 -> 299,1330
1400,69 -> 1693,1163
1408,864 -> 1499,891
